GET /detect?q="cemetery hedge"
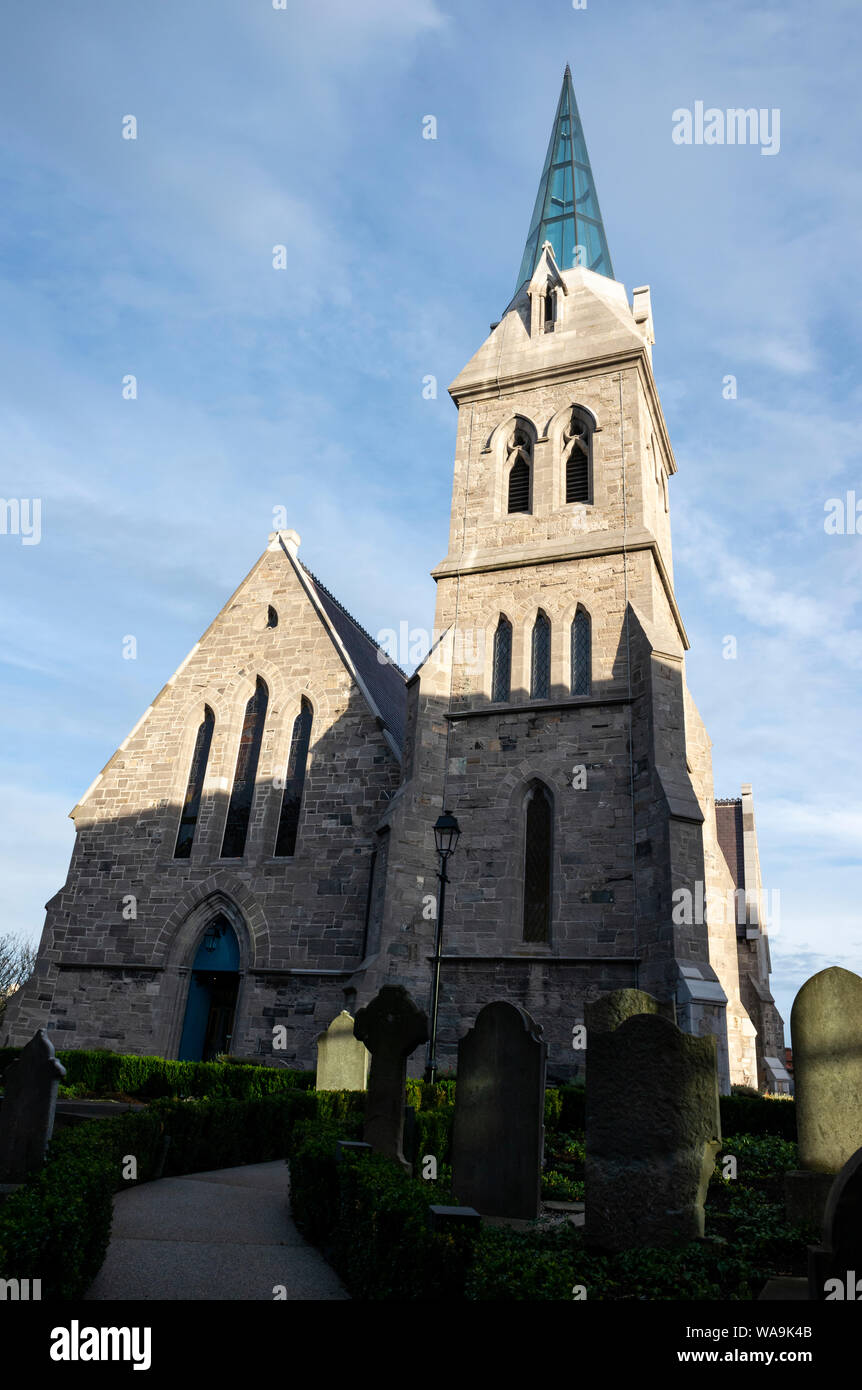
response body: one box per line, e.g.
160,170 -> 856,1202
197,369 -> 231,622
288,1111 -> 814,1301
0,1089 -> 316,1299
0,1046 -> 314,1101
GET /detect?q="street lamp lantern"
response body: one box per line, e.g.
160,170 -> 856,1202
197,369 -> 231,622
433,811 -> 461,858
427,810 -> 461,1084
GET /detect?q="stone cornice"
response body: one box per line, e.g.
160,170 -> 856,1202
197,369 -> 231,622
449,344 -> 678,476
431,527 -> 690,650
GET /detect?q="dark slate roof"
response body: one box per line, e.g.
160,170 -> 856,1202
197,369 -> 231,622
301,564 -> 408,752
715,798 -> 744,888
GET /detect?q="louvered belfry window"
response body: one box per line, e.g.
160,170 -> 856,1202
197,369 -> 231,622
563,407 -> 593,504
492,616 -> 512,702
531,611 -> 551,699
571,608 -> 591,696
523,782 -> 553,942
506,426 -> 533,514
221,677 -> 268,858
174,705 -> 215,859
275,697 -> 313,857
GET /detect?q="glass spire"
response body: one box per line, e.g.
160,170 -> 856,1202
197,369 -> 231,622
515,67 -> 614,292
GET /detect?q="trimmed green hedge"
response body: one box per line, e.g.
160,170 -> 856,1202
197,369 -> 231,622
288,1119 -> 473,1299
0,1047 -> 314,1100
0,1089 -> 316,1299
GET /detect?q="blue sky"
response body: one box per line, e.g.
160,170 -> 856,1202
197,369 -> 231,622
1,0 -> 860,1035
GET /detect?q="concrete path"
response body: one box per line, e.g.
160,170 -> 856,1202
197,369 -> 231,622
85,1161 -> 348,1301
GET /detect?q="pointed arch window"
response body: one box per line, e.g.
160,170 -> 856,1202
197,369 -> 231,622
506,426 -> 533,514
530,611 -> 551,699
544,285 -> 556,330
571,608 -> 591,696
491,616 -> 512,703
174,705 -> 215,859
274,697 -> 313,857
221,677 -> 268,858
523,782 -> 553,943
563,406 -> 594,504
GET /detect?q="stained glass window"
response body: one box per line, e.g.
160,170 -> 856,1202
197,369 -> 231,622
531,611 -> 551,699
492,617 -> 512,702
221,677 -> 268,858
174,706 -> 215,859
523,782 -> 553,942
274,697 -> 313,857
571,608 -> 591,696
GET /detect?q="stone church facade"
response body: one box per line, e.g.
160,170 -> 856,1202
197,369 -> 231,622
4,70 -> 787,1092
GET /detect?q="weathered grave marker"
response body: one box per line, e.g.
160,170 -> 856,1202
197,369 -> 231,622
809,1145 -> 862,1300
451,1000 -> 546,1219
0,1029 -> 66,1181
585,1012 -> 721,1250
584,987 -> 675,1035
315,1010 -> 369,1091
786,967 -> 862,1227
353,985 -> 427,1170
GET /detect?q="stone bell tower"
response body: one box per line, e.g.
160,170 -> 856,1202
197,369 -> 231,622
351,67 -> 769,1089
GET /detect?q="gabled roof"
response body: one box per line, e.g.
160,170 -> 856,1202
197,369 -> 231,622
297,561 -> 408,754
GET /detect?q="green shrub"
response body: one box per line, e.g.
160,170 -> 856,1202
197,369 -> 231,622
720,1093 -> 796,1140
414,1106 -> 453,1168
1,1048 -> 314,1101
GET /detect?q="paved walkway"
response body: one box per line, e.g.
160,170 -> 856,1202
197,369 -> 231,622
85,1161 -> 348,1301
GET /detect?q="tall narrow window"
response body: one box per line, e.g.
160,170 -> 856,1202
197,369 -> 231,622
563,406 -> 593,504
174,705 -> 215,859
274,697 -> 313,857
506,426 -> 533,514
530,611 -> 551,699
571,608 -> 591,696
523,782 -> 553,943
544,287 -> 555,329
221,677 -> 268,858
491,616 -> 512,702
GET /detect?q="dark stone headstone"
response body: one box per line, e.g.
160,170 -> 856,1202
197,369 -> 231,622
585,1012 -> 721,1251
809,1145 -> 862,1300
0,1029 -> 66,1180
451,1001 -> 546,1219
353,985 -> 428,1171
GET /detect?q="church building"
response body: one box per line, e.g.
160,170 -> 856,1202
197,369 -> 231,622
4,69 -> 787,1092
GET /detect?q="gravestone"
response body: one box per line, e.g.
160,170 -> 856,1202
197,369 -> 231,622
786,967 -> 862,1228
585,1012 -> 721,1251
585,987 -> 675,1035
809,1145 -> 862,1300
315,1010 -> 369,1091
451,1001 -> 546,1219
0,1029 -> 66,1180
353,985 -> 427,1171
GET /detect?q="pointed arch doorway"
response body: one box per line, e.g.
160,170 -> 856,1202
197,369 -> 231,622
178,915 -> 241,1061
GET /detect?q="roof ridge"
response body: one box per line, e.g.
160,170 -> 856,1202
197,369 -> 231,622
299,562 -> 408,680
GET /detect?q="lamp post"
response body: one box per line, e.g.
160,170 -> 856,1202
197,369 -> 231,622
426,810 -> 461,1084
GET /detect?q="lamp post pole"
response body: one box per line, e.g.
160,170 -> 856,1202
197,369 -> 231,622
426,811 -> 460,1085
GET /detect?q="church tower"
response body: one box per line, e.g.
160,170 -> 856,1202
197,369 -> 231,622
360,68 -> 777,1089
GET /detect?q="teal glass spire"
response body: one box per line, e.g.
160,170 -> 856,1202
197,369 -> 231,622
515,67 -> 614,292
